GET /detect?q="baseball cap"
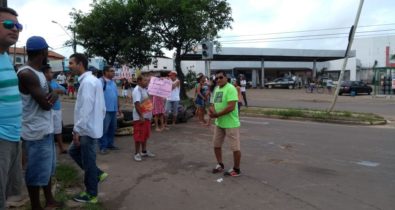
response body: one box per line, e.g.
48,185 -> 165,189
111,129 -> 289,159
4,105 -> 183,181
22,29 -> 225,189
168,70 -> 177,75
26,36 -> 49,51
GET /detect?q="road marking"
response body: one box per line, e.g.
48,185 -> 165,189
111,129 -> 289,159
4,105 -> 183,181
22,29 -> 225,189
240,119 -> 269,125
356,160 -> 380,167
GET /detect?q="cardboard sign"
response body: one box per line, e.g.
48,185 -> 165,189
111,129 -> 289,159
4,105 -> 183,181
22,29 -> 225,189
148,77 -> 173,98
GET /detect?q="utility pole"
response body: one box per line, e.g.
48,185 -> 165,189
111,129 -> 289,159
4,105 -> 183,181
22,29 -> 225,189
328,0 -> 364,112
52,20 -> 76,53
72,30 -> 77,54
0,0 -> 7,7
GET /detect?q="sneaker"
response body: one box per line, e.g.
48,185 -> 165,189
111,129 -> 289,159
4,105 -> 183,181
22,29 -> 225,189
73,192 -> 98,204
107,146 -> 120,150
212,164 -> 224,174
224,168 -> 241,177
141,151 -> 155,157
98,172 -> 108,182
99,149 -> 108,155
6,195 -> 29,208
134,153 -> 142,161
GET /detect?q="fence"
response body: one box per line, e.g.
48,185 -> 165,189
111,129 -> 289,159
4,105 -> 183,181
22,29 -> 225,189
373,67 -> 395,96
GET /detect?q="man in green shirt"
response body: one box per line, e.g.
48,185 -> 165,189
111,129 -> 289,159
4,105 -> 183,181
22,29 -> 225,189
209,71 -> 241,177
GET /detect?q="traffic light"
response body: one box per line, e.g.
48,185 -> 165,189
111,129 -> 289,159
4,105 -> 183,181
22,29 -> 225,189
201,40 -> 213,60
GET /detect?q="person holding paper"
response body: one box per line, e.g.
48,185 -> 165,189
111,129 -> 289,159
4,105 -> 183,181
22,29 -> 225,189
132,76 -> 155,162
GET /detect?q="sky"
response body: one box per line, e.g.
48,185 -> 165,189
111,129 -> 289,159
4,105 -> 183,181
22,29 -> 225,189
8,0 -> 395,58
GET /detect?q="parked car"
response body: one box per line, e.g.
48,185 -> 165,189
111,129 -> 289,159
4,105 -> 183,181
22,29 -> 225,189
339,80 -> 372,95
265,77 -> 296,89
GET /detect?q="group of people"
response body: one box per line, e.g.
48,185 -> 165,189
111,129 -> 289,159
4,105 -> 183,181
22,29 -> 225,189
56,71 -> 79,98
0,6 -> 68,209
0,6 -> 111,209
0,6 -> 243,210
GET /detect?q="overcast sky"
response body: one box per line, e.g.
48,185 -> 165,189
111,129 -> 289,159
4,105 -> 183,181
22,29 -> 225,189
8,0 -> 395,58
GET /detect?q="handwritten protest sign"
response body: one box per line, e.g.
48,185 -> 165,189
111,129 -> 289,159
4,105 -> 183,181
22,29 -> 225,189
148,77 -> 173,98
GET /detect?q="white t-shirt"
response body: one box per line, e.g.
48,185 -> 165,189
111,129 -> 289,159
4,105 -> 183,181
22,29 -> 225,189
240,80 -> 247,92
167,79 -> 180,101
57,74 -> 66,84
132,85 -> 153,121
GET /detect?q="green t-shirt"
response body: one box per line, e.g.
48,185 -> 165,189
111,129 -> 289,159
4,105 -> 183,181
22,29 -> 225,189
213,83 -> 240,128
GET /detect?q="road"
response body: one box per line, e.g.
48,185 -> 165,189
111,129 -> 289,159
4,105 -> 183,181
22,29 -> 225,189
59,89 -> 395,210
89,117 -> 394,210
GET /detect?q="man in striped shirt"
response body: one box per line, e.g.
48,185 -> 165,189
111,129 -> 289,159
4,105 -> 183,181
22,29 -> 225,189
0,6 -> 23,210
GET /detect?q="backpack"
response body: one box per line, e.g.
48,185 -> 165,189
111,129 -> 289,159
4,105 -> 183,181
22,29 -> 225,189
100,77 -> 107,91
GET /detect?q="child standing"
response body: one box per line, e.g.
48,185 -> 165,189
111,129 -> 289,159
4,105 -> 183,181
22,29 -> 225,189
43,66 -> 67,154
132,76 -> 155,161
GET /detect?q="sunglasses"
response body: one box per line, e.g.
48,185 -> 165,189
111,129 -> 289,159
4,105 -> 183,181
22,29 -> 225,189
1,20 -> 23,31
216,76 -> 225,80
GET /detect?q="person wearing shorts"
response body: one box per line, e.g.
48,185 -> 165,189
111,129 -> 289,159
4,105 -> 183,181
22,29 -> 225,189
17,36 -> 62,209
43,65 -> 67,154
132,76 -> 155,162
209,70 -> 241,177
195,75 -> 207,124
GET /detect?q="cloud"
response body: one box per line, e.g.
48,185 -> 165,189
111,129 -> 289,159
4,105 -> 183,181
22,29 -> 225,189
220,0 -> 395,50
9,0 -> 91,55
8,0 -> 395,58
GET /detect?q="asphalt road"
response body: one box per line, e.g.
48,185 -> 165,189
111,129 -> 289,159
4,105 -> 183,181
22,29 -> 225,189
59,89 -> 395,210
89,117 -> 395,210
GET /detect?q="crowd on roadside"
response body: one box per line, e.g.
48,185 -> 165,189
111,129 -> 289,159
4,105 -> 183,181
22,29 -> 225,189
0,6 -> 245,210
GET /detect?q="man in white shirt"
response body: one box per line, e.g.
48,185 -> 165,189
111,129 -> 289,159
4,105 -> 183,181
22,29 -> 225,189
56,72 -> 67,89
67,53 -> 108,204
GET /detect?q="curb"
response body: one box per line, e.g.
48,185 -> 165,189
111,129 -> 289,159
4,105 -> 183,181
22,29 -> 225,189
241,112 -> 387,126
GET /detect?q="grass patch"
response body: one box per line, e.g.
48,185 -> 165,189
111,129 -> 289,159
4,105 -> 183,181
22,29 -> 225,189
55,164 -> 80,188
83,203 -> 106,210
53,164 -> 105,210
242,107 -> 386,125
262,109 -> 304,118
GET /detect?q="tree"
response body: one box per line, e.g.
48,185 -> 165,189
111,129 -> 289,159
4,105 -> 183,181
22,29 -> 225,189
69,0 -> 157,66
144,0 -> 233,98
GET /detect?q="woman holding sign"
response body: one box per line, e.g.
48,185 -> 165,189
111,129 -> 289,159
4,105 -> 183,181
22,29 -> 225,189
152,76 -> 166,131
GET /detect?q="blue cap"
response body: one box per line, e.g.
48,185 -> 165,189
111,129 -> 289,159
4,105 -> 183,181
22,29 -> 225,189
26,36 -> 49,51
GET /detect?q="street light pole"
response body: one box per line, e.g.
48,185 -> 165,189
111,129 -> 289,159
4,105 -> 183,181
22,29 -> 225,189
0,0 -> 7,7
51,20 -> 76,53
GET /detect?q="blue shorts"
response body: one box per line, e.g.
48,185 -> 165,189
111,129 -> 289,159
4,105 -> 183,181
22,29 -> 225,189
195,97 -> 205,108
24,134 -> 56,186
166,101 -> 179,116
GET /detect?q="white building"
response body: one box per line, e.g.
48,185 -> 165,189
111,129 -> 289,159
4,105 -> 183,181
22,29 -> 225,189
180,35 -> 395,88
141,56 -> 173,72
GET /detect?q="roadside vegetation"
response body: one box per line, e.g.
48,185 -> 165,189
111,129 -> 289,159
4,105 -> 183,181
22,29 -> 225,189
241,107 -> 386,125
52,164 -> 104,210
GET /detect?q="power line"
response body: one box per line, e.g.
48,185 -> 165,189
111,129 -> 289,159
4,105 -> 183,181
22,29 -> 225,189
219,29 -> 395,43
219,22 -> 395,39
220,33 -> 395,45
